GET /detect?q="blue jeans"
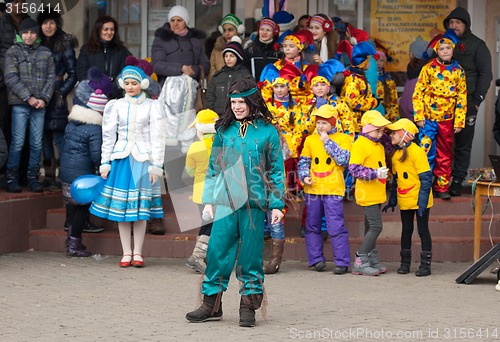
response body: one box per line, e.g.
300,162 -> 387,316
7,104 -> 45,170
264,211 -> 285,239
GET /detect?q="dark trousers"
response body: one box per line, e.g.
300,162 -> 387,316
400,209 -> 432,251
452,101 -> 478,181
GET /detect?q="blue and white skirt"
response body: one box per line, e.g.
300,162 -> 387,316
90,156 -> 163,222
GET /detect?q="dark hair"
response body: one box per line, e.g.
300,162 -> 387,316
216,79 -> 273,131
87,15 -> 124,53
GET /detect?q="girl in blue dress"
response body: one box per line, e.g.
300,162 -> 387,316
90,61 -> 166,268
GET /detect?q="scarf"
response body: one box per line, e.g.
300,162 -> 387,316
237,119 -> 257,139
319,36 -> 328,62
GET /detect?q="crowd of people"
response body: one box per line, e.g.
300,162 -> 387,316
0,1 -> 494,328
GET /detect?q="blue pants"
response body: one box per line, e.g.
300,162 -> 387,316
304,194 -> 351,267
7,104 -> 45,170
202,206 -> 266,296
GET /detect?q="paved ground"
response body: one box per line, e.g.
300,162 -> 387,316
0,251 -> 499,342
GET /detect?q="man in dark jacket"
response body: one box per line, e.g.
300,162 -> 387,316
443,7 -> 492,196
0,0 -> 29,135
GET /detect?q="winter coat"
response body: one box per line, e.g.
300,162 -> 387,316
0,13 -> 30,88
59,104 -> 103,184
208,35 -> 249,79
76,42 -> 131,99
444,7 -> 492,110
0,128 -> 7,169
100,92 -> 166,177
151,24 -> 210,87
205,63 -> 254,115
243,39 -> 282,80
43,31 -> 78,132
4,38 -> 56,105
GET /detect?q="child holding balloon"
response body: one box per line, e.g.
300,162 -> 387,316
89,60 -> 166,268
59,67 -> 112,257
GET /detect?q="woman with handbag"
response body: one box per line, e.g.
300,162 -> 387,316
152,5 -> 210,154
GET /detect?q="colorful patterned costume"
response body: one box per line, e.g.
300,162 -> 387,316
413,57 -> 466,192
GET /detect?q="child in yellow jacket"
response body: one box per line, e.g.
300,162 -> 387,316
184,109 -> 219,273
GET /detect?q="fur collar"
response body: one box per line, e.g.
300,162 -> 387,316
68,105 -> 103,126
213,35 -> 227,51
154,23 -> 207,42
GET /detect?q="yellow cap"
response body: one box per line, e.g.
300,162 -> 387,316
386,118 -> 418,135
312,104 -> 338,120
188,109 -> 219,133
360,110 -> 391,128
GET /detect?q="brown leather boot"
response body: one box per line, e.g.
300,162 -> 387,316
263,239 -> 285,274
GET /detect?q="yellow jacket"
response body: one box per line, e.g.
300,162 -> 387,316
185,135 -> 214,204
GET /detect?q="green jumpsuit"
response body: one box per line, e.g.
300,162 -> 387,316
201,118 -> 285,296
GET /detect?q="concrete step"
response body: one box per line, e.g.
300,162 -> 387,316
29,227 -> 495,262
33,188 -> 500,262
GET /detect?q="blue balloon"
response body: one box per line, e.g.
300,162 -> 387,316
70,175 -> 105,204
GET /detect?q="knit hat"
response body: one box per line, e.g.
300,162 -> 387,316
313,104 -> 338,127
86,89 -> 109,114
218,13 -> 245,35
272,11 -> 296,33
37,7 -> 63,27
284,30 -> 314,52
168,5 -> 190,26
410,36 -> 430,60
258,18 -> 280,36
223,36 -> 244,63
19,18 -> 39,35
308,14 -> 333,33
88,67 -> 112,97
119,65 -> 149,90
188,109 -> 219,134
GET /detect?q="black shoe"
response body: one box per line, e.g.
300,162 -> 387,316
28,180 -> 44,193
434,191 -> 451,200
449,179 -> 463,196
299,225 -> 305,238
322,230 -> 328,241
83,221 -> 104,233
314,261 -> 326,272
333,266 -> 348,275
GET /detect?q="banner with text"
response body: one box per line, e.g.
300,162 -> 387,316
370,0 -> 456,72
